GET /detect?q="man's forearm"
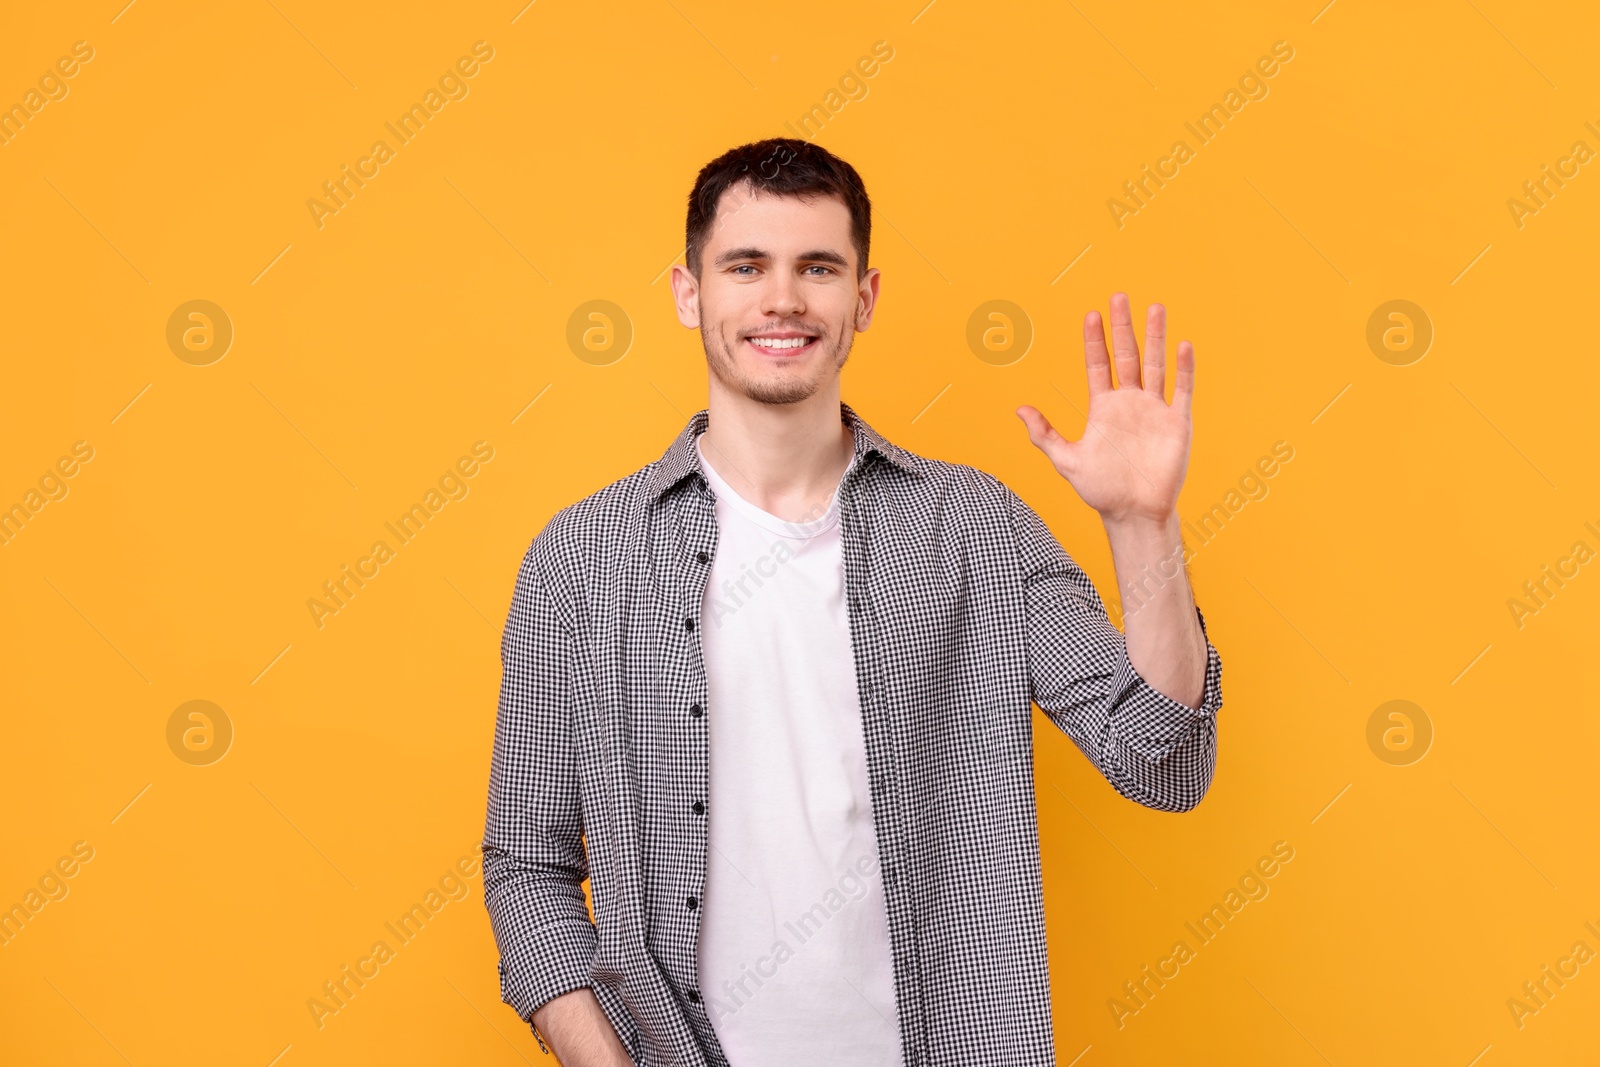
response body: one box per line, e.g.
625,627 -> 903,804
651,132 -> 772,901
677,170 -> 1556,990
1102,511 -> 1206,709
531,987 -> 633,1066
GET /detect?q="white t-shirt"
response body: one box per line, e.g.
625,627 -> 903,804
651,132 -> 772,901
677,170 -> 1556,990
693,432 -> 902,1065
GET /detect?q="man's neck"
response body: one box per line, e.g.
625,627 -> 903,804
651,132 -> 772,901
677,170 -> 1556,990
698,387 -> 856,524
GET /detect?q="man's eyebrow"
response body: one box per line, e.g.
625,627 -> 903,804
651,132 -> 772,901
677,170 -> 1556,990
712,246 -> 851,267
798,249 -> 850,267
713,246 -> 768,265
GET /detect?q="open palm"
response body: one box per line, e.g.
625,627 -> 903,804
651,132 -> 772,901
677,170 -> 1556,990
1016,293 -> 1194,526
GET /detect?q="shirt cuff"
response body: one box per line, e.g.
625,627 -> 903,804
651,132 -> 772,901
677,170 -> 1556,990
1106,605 -> 1223,757
498,918 -> 599,1022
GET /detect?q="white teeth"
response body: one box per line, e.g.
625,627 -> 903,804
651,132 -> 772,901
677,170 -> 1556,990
748,336 -> 811,349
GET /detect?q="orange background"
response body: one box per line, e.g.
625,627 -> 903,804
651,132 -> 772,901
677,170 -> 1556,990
3,1 -> 1597,1064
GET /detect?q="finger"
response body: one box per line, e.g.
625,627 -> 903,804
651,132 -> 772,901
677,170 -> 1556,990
1082,311 -> 1114,396
1143,303 -> 1167,398
1015,404 -> 1067,447
1173,340 -> 1195,418
1108,292 -> 1141,389
1015,405 -> 1079,473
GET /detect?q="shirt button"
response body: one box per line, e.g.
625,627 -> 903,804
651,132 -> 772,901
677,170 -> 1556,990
696,550 -> 710,563
688,990 -> 702,1004
686,896 -> 698,910
690,703 -> 703,718
684,617 -> 696,632
692,800 -> 705,814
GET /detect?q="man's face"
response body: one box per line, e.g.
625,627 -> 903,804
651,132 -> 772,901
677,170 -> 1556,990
672,182 -> 879,405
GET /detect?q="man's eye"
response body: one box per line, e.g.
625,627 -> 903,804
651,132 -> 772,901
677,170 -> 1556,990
732,265 -> 757,275
805,265 -> 834,275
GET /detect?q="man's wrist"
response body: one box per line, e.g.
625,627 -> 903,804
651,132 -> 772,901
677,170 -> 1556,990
531,986 -> 633,1066
1101,509 -> 1183,549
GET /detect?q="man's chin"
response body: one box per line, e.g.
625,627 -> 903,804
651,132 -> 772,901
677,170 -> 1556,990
738,377 -> 824,405
705,337 -> 849,405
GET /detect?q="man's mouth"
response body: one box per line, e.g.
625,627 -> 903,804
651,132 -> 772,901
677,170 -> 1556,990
743,332 -> 819,357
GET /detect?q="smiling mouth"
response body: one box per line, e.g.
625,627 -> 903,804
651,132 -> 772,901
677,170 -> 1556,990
744,334 -> 819,357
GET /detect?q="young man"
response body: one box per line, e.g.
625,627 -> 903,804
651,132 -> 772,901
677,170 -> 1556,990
481,138 -> 1221,1067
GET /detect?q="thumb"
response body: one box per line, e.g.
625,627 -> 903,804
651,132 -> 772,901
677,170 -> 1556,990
1016,405 -> 1077,473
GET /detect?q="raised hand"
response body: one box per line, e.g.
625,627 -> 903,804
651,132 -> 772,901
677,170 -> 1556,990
1016,292 -> 1194,528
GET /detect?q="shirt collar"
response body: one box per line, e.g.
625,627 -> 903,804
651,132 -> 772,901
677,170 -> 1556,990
646,400 -> 921,502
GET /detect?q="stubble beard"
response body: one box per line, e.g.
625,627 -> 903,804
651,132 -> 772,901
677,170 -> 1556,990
702,316 -> 853,406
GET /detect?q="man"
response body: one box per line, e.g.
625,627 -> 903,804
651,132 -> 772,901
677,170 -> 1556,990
481,138 -> 1221,1067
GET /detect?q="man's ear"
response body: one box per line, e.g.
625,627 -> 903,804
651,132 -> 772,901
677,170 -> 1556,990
670,263 -> 701,329
855,267 -> 882,332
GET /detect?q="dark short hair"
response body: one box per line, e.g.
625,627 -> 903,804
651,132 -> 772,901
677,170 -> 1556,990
684,138 -> 872,279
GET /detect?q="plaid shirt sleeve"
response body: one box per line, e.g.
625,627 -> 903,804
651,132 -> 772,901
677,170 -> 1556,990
1008,487 -> 1222,812
481,538 -> 611,1027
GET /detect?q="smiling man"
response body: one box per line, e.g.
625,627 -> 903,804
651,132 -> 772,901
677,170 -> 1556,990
481,138 -> 1223,1066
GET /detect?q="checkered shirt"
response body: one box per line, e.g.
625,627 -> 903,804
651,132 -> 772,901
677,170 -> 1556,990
481,400 -> 1223,1066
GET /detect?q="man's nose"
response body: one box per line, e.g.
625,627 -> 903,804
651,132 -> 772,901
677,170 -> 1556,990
761,271 -> 805,317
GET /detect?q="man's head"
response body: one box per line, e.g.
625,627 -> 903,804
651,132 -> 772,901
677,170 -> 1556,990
671,138 -> 879,406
